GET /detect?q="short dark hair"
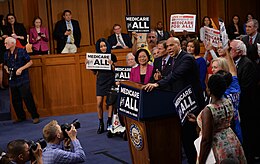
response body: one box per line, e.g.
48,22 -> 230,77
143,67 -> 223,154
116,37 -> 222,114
7,139 -> 27,159
158,40 -> 167,49
113,24 -> 121,29
215,70 -> 232,87
135,48 -> 150,64
208,74 -> 227,99
63,10 -> 72,16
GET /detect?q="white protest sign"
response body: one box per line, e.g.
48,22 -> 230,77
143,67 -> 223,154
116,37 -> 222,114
115,66 -> 131,81
219,18 -> 229,49
125,16 -> 150,33
86,53 -> 111,70
257,43 -> 260,57
204,26 -> 220,48
170,14 -> 196,32
173,85 -> 198,125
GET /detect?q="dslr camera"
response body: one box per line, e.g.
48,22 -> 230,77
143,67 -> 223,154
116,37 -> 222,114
27,138 -> 47,151
27,138 -> 47,159
8,67 -> 16,80
61,119 -> 81,138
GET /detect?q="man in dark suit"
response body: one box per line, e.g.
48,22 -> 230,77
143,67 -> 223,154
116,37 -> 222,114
107,24 -> 132,49
53,10 -> 81,54
144,37 -> 205,164
241,19 -> 260,161
242,19 -> 260,48
230,39 -> 258,163
155,21 -> 170,42
149,40 -> 173,90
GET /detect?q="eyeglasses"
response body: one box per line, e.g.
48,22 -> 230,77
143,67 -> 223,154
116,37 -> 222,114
148,36 -> 156,38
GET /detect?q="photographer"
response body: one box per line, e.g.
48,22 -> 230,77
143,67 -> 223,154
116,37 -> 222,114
7,139 -> 43,164
42,120 -> 86,164
3,37 -> 40,124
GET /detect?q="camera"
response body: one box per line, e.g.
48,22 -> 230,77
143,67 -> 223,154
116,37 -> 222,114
8,67 -> 16,80
27,138 -> 47,151
26,138 -> 46,160
67,29 -> 71,31
61,119 -> 81,138
38,32 -> 41,36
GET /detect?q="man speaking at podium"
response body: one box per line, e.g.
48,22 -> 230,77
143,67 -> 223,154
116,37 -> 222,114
143,37 -> 205,164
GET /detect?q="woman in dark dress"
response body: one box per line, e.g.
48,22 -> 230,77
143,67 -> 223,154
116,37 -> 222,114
92,38 -> 117,134
227,15 -> 244,40
3,13 -> 27,48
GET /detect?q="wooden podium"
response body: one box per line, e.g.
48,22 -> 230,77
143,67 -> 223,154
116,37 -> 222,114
118,81 -> 181,164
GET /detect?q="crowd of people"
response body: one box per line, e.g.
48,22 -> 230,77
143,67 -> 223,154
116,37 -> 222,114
0,9 -> 260,163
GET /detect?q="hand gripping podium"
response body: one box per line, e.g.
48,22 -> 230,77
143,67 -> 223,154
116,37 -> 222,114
118,81 -> 181,164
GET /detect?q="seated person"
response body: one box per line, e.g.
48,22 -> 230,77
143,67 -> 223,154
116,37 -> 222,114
126,52 -> 138,67
108,24 -> 132,49
130,49 -> 153,84
42,120 -> 86,163
152,46 -> 160,59
7,139 -> 42,164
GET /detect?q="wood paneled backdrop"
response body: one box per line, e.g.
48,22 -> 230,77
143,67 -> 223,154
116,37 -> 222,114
1,0 -> 259,53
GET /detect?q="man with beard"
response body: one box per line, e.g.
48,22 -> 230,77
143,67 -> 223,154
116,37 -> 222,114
132,29 -> 158,63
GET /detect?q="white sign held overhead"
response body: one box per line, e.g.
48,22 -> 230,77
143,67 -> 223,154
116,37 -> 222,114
170,14 -> 196,32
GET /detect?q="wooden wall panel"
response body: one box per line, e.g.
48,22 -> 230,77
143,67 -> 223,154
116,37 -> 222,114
92,0 -> 127,42
226,0 -> 257,24
166,0 -> 197,31
207,0 -> 225,27
51,0 -> 90,49
13,0 -> 38,32
129,0 -> 163,30
0,1 -> 9,17
29,60 -> 44,110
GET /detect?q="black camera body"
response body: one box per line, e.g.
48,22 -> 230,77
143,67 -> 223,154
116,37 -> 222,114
27,138 -> 46,160
28,138 -> 47,151
8,67 -> 16,80
61,119 -> 81,138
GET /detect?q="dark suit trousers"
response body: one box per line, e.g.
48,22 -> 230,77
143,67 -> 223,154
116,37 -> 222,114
182,121 -> 198,164
10,83 -> 39,119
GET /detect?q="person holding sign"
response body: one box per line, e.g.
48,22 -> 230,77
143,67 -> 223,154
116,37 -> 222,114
199,16 -> 213,43
129,48 -> 153,84
188,74 -> 246,163
143,37 -> 205,164
86,38 -> 117,134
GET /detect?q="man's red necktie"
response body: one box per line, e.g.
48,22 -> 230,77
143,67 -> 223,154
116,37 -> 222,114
249,37 -> 253,45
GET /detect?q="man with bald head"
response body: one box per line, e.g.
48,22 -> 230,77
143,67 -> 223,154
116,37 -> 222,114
144,37 -> 205,164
